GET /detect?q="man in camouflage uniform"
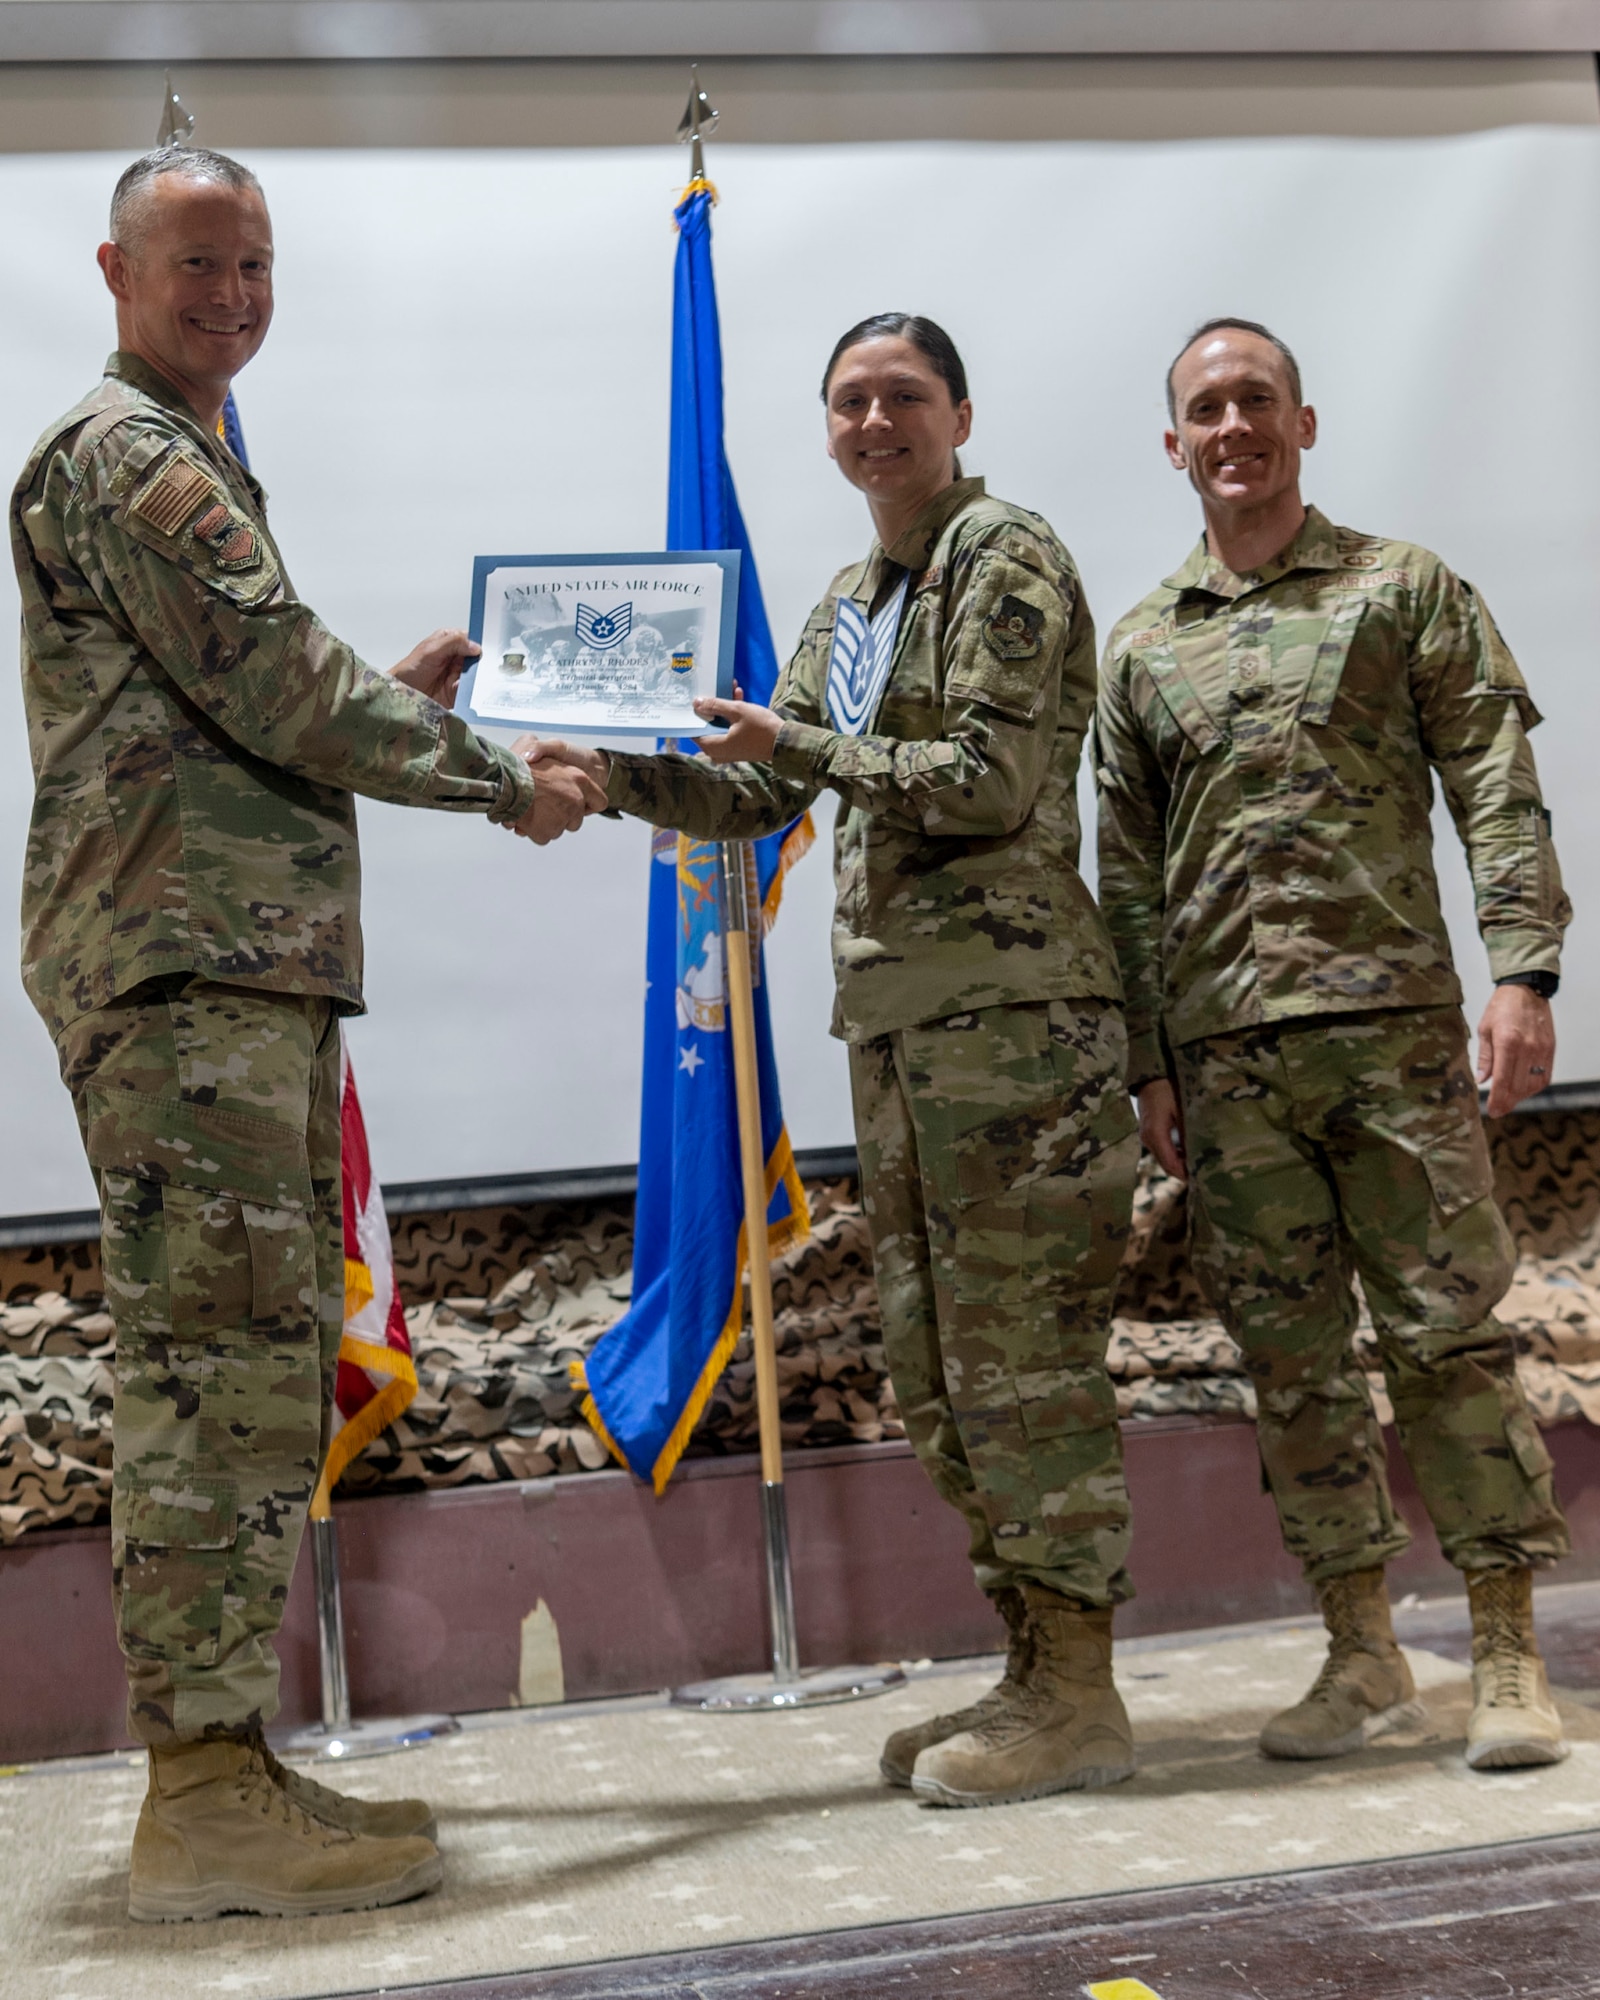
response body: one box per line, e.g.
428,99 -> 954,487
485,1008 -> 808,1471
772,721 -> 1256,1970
528,316 -> 1140,1807
1096,317 -> 1571,1770
11,146 -> 601,1919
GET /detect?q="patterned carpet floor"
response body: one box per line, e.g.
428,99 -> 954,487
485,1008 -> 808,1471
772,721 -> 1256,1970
9,1592 -> 1600,2000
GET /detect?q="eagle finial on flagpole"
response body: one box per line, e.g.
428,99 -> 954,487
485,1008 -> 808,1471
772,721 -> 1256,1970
676,65 -> 718,188
156,69 -> 195,149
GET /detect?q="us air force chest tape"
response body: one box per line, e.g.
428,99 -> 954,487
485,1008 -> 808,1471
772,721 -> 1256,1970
826,573 -> 909,735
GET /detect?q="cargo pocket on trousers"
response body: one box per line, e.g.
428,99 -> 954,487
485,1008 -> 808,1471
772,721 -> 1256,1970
953,1080 -> 1131,1229
1012,1361 -> 1120,1443
117,1476 -> 239,1664
91,1094 -> 318,1670
950,1100 -> 1136,1391
1504,1404 -> 1554,1486
1416,1116 -> 1495,1223
85,1087 -> 317,1345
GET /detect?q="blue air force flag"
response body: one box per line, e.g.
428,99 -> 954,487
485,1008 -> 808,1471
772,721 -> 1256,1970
574,175 -> 813,1493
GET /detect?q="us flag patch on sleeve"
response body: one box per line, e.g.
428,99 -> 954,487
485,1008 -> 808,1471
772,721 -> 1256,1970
130,454 -> 216,537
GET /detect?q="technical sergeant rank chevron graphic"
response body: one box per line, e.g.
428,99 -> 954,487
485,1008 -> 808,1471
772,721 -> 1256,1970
576,600 -> 634,651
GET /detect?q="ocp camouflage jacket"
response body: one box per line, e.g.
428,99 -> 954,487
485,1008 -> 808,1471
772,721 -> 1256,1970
1095,506 -> 1570,1089
12,352 -> 535,1035
604,476 -> 1122,1042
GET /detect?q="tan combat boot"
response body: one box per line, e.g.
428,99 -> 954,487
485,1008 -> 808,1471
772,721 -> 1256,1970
1465,1568 -> 1567,1771
880,1587 -> 1033,1788
128,1737 -> 442,1922
258,1739 -> 436,1841
910,1587 -> 1135,1807
1259,1567 -> 1424,1759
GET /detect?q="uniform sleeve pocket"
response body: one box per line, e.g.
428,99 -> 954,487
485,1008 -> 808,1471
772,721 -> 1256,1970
116,447 -> 283,610
946,551 -> 1066,725
1518,807 -> 1562,922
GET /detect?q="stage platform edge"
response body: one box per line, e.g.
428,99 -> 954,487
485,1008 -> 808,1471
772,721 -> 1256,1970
4,1415 -> 1599,1765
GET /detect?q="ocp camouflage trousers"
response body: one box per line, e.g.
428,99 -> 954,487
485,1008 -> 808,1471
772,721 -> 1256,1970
56,978 -> 344,1747
849,997 -> 1139,1608
1175,1005 -> 1569,1585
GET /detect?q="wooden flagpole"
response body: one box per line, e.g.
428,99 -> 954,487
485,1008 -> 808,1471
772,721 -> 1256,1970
719,842 -> 800,1681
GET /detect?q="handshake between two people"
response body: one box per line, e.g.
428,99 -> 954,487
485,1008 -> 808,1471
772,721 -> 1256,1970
388,631 -> 782,849
386,628 -> 597,845
510,684 -> 784,848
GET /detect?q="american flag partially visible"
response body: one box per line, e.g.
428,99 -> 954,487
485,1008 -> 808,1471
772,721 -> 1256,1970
311,1036 -> 417,1513
208,396 -> 416,1513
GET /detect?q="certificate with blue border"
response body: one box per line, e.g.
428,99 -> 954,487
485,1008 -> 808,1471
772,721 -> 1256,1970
457,550 -> 741,737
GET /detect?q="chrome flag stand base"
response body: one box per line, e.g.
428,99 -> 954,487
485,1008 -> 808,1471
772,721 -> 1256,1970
671,1478 -> 906,1713
281,1515 -> 459,1764
672,1661 -> 907,1713
285,1714 -> 459,1762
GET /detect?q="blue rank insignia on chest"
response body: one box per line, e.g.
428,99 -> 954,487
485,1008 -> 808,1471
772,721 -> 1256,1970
826,574 -> 909,735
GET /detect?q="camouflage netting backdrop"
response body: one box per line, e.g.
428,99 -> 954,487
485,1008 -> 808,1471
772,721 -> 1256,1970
5,1109 -> 1600,1541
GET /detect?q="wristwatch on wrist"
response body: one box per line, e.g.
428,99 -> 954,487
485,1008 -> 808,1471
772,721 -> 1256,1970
1497,970 -> 1560,1000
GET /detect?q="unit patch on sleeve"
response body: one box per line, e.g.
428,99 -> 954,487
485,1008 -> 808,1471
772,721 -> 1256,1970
130,454 -> 216,537
192,501 -> 262,572
984,593 -> 1046,661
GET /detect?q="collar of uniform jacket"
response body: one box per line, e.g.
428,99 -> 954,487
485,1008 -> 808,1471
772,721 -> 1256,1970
1163,503 -> 1343,602
103,349 -> 266,504
850,475 -> 989,607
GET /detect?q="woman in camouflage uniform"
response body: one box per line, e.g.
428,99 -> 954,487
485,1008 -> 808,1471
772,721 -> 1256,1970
531,315 -> 1140,1806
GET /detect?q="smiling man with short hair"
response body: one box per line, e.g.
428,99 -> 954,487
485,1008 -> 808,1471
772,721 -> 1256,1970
1095,317 -> 1572,1774
11,145 -> 603,1922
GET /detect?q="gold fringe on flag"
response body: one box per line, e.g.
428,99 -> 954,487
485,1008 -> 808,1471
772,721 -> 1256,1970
762,812 -> 817,931
310,1317 -> 420,1520
573,1128 -> 812,1494
343,1255 -> 376,1320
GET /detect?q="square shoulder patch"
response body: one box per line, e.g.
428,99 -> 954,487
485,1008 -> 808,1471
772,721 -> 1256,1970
130,453 -> 217,538
984,593 -> 1046,661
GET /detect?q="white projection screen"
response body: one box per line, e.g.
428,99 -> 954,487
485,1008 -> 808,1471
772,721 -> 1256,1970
1,119 -> 1598,1215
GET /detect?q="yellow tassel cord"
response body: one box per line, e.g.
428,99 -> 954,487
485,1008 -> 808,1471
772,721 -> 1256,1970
647,1130 -> 810,1494
571,1129 -> 814,1493
677,175 -> 719,207
310,1334 -> 419,1521
762,813 -> 816,932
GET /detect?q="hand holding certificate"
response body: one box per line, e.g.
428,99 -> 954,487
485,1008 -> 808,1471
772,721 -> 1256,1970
513,687 -> 783,811
455,551 -> 741,739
